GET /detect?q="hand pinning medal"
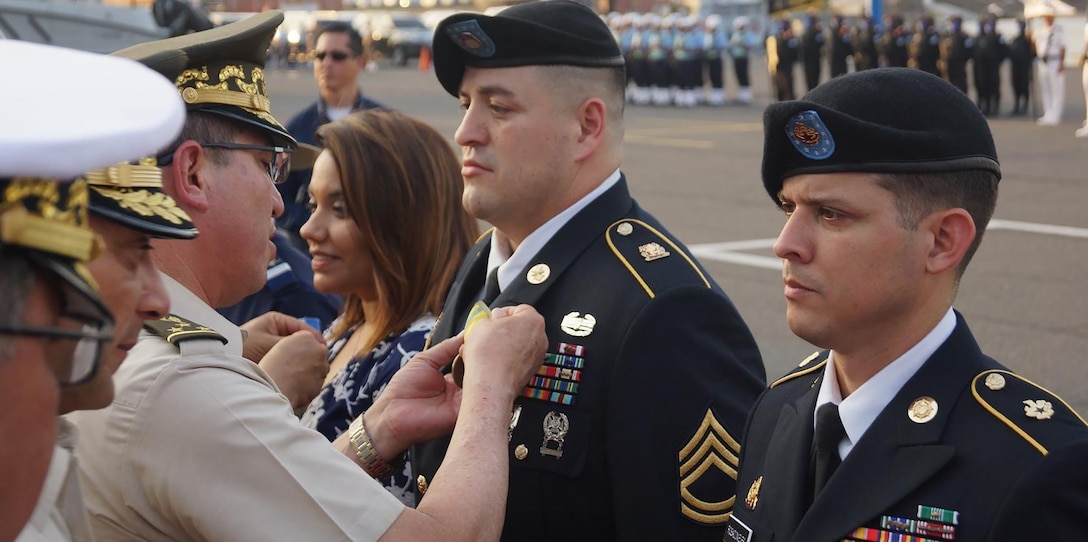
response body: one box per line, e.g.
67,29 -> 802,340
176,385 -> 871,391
451,301 -> 492,387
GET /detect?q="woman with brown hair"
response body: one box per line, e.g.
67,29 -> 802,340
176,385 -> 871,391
298,109 -> 477,504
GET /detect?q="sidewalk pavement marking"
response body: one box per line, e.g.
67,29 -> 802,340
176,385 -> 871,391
689,219 -> 1088,270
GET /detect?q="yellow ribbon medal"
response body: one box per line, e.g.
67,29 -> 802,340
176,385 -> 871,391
451,301 -> 492,387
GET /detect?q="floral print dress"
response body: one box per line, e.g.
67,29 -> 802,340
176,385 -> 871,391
301,314 -> 436,506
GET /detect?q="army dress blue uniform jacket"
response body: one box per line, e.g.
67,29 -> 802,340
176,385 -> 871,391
727,312 -> 1088,542
412,177 -> 767,541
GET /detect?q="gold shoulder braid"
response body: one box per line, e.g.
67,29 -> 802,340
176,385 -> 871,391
144,314 -> 227,346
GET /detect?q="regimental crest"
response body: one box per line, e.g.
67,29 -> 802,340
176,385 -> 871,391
446,20 -> 496,57
638,242 -> 670,262
785,110 -> 835,160
678,408 -> 740,525
144,314 -> 227,346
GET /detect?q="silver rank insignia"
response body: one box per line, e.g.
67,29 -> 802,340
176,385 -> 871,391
560,312 -> 596,337
540,411 -> 569,458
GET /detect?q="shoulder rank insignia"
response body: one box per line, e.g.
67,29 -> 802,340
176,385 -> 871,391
144,314 -> 227,346
770,350 -> 829,388
972,369 -> 1088,455
678,408 -> 739,525
605,219 -> 711,298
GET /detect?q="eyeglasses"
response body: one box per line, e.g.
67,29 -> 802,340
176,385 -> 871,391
200,142 -> 293,185
314,50 -> 352,62
0,320 -> 114,386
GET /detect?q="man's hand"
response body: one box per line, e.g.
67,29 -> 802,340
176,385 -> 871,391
257,330 -> 328,409
359,305 -> 546,462
459,304 -> 546,395
240,311 -> 323,362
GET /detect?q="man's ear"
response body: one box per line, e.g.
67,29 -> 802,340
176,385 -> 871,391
572,97 -> 607,162
163,141 -> 212,214
924,208 -> 975,275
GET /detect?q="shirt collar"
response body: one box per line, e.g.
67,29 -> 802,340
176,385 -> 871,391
317,91 -> 365,121
815,307 -> 957,459
487,169 -> 622,290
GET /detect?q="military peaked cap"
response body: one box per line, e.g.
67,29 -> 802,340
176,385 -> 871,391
0,40 -> 185,179
1,40 -> 186,320
84,159 -> 197,240
761,68 -> 1001,202
433,0 -> 625,97
113,11 -> 296,148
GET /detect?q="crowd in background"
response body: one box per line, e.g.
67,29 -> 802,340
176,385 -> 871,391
601,7 -> 1078,124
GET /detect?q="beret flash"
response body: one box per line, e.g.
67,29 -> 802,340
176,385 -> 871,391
432,0 -> 625,97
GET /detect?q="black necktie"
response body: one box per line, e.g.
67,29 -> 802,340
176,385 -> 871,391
481,267 -> 501,305
811,403 -> 846,499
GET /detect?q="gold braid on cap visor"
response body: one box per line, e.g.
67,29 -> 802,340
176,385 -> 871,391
84,159 -> 193,226
176,65 -> 279,127
0,179 -> 103,262
82,159 -> 164,188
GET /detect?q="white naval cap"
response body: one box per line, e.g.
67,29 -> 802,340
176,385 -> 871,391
0,40 -> 185,179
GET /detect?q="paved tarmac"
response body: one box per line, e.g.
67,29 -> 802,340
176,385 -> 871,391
267,59 -> 1088,415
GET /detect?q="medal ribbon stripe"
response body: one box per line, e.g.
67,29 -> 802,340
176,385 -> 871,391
844,528 -> 941,542
881,516 -> 916,533
544,352 -> 585,369
915,520 -> 955,540
537,365 -> 583,381
917,506 -> 959,525
557,342 -> 585,356
522,388 -> 575,405
529,376 -> 580,394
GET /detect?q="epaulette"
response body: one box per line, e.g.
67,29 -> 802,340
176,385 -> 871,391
144,314 -> 228,346
770,350 -> 829,389
972,369 -> 1088,455
605,219 -> 710,298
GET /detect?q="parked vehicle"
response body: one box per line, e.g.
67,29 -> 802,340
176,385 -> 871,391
354,11 -> 431,66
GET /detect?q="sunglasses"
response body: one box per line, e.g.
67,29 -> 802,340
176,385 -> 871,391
314,50 -> 352,62
199,142 -> 293,185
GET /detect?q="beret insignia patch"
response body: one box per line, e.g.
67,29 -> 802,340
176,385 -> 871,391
446,20 -> 496,58
786,110 -> 835,160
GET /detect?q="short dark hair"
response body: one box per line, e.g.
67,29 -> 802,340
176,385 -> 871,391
876,170 -> 999,277
546,65 -> 626,136
165,112 -> 250,167
314,22 -> 363,57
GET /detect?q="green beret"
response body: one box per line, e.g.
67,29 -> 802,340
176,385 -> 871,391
761,68 -> 1001,203
433,0 -> 624,97
112,11 -> 296,148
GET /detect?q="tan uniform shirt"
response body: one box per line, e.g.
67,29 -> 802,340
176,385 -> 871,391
16,419 -> 94,542
68,273 -> 405,541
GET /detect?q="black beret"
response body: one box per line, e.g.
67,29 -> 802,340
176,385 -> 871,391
113,12 -> 296,149
761,68 -> 1001,203
433,0 -> 624,97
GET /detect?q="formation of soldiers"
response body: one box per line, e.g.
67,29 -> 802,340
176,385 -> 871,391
767,13 -> 1037,116
607,11 -> 761,107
